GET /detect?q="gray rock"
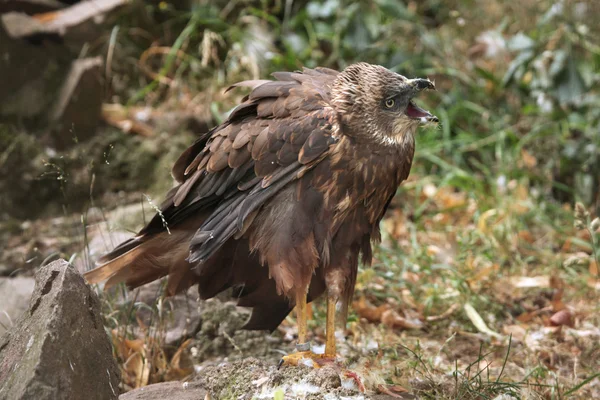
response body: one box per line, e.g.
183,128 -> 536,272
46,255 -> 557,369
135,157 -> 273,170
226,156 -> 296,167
0,276 -> 35,337
0,259 -> 120,400
119,381 -> 206,400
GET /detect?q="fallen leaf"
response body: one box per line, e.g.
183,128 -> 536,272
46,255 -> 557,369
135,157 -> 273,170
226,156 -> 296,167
478,209 -> 501,233
463,303 -> 502,339
426,303 -> 460,321
516,311 -> 537,323
509,276 -> 550,288
561,230 -> 593,252
518,230 -> 535,244
166,339 -> 193,381
520,149 -> 538,169
252,376 -> 270,387
353,297 -> 390,323
589,260 -> 598,276
436,187 -> 467,209
377,383 -> 409,397
381,309 -> 423,330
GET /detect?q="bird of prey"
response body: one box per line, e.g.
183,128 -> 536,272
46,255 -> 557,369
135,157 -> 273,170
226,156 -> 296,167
85,62 -> 437,366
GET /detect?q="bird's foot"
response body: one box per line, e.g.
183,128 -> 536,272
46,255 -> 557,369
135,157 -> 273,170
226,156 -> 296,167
278,351 -> 337,369
278,344 -> 337,369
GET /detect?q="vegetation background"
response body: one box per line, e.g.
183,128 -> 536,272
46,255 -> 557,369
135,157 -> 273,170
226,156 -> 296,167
1,0 -> 599,398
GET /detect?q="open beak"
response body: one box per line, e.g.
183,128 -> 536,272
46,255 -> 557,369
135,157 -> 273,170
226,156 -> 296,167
406,78 -> 438,124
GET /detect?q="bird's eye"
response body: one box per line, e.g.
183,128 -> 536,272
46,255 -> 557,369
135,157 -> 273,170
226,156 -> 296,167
385,99 -> 395,108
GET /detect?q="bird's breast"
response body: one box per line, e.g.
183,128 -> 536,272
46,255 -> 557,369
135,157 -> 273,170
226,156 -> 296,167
322,145 -> 409,225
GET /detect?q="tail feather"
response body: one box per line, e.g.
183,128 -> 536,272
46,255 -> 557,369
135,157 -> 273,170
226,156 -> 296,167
84,230 -> 195,292
84,244 -> 145,284
95,236 -> 144,265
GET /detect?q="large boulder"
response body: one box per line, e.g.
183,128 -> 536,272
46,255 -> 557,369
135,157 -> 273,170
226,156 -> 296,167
0,259 -> 120,400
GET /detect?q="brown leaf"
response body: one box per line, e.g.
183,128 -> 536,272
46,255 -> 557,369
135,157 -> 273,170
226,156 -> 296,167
520,149 -> 538,169
518,230 -> 535,244
381,309 -> 423,330
377,383 -> 409,398
589,260 -> 598,276
436,187 -> 466,209
353,297 -> 390,323
125,338 -> 146,354
516,311 -> 537,323
561,230 -> 593,253
166,339 -> 194,381
426,303 -> 460,322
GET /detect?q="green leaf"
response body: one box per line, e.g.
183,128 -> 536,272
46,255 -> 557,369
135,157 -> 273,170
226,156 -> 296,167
555,57 -> 585,106
502,50 -> 534,87
306,0 -> 339,19
507,32 -> 535,51
548,49 -> 568,78
375,0 -> 413,20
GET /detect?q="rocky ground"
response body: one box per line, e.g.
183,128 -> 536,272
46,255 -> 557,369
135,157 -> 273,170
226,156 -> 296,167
0,256 -> 407,399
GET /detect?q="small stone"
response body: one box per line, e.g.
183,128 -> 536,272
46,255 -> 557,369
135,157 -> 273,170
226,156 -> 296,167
549,309 -> 574,328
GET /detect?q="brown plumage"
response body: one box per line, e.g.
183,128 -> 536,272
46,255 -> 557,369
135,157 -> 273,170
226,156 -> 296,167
84,62 -> 437,336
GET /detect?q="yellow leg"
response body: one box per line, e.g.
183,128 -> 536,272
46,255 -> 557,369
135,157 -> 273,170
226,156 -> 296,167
295,289 -> 308,349
280,290 -> 339,368
325,295 -> 337,357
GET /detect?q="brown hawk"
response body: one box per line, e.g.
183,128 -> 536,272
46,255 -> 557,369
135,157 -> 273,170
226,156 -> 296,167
85,62 -> 437,366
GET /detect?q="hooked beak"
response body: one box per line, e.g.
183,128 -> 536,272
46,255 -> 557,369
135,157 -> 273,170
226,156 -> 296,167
405,78 -> 438,124
407,78 -> 436,92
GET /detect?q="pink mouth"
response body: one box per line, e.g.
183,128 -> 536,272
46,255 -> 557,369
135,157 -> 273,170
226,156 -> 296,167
405,101 -> 438,122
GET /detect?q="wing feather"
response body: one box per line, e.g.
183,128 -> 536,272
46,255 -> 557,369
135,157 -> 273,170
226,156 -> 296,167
87,67 -> 340,287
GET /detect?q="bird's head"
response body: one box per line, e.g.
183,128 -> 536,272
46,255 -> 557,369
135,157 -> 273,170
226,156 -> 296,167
331,62 -> 438,147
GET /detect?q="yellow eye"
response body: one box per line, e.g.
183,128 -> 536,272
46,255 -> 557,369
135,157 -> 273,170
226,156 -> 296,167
385,99 -> 395,108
